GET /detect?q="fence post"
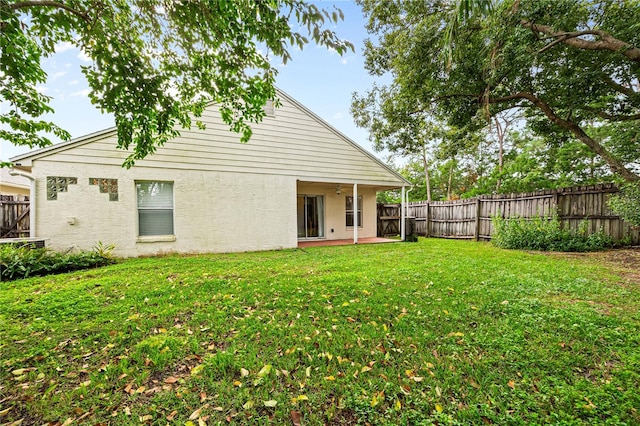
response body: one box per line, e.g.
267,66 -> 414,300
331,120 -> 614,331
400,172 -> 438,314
474,198 -> 481,241
553,191 -> 563,229
425,202 -> 430,238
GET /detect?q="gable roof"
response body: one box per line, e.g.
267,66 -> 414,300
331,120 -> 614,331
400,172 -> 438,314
11,88 -> 409,186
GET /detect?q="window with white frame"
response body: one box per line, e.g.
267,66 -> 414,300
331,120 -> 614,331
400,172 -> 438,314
345,195 -> 363,227
136,181 -> 174,236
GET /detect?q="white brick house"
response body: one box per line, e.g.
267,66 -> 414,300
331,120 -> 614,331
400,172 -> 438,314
10,89 -> 409,257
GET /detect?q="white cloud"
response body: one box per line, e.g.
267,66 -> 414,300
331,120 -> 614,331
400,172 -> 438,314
68,80 -> 79,86
54,41 -> 75,53
35,85 -> 49,93
77,50 -> 91,63
52,71 -> 68,80
71,89 -> 91,97
332,112 -> 345,120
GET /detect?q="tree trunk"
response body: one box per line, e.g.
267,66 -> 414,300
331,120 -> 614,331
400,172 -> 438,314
447,160 -> 454,200
493,116 -> 505,192
422,145 -> 432,202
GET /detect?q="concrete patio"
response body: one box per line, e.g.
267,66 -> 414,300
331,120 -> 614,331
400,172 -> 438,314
298,237 -> 399,248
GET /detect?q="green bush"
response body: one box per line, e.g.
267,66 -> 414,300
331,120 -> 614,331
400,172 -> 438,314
491,215 -> 617,252
0,243 -> 115,281
609,182 -> 640,227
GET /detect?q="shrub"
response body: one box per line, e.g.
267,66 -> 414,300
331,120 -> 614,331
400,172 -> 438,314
608,182 -> 640,227
0,243 -> 116,281
491,215 -> 616,252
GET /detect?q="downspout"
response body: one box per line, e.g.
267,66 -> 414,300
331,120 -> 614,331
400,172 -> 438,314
9,169 -> 36,238
401,186 -> 405,241
353,183 -> 358,244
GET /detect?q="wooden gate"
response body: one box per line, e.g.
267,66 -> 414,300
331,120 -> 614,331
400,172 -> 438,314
1,195 -> 30,238
377,204 -> 401,237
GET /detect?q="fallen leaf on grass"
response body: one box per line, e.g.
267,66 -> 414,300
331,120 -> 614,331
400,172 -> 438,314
61,418 -> 74,426
164,376 -> 179,384
291,410 -> 302,426
240,368 -> 249,377
191,364 -> 204,376
263,400 -> 278,407
508,380 -> 515,389
189,404 -> 210,420
0,407 -> 13,416
291,395 -> 309,404
139,415 -> 152,422
166,410 -> 178,421
257,364 -> 272,378
435,404 -> 443,413
371,391 -> 384,407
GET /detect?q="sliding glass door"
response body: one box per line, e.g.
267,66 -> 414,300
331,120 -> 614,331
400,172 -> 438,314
297,195 -> 325,239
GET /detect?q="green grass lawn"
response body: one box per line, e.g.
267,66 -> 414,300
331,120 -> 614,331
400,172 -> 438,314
1,239 -> 639,425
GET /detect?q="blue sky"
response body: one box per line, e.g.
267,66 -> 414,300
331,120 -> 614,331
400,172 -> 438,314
0,1 -> 388,162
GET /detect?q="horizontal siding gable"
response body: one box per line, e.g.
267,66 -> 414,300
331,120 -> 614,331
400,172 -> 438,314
31,91 -> 405,185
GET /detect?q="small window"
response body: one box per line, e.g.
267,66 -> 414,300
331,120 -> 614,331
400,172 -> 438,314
136,181 -> 174,236
346,195 -> 363,227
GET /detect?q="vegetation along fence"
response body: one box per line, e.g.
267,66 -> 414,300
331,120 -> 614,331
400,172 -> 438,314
1,195 -> 30,238
377,183 -> 640,244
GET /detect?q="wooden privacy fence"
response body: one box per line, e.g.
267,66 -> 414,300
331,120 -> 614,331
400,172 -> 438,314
1,195 -> 30,238
377,183 -> 640,244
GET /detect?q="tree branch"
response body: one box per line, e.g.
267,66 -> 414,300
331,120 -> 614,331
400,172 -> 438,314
437,90 -> 639,181
601,76 -> 639,98
9,1 -> 90,22
500,91 -> 639,181
580,107 -> 640,122
521,21 -> 640,63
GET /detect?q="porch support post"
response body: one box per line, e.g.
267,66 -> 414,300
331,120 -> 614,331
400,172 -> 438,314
400,186 -> 406,241
353,183 -> 358,244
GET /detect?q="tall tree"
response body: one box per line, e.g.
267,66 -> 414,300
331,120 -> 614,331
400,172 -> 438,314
356,0 -> 640,182
1,0 -> 352,166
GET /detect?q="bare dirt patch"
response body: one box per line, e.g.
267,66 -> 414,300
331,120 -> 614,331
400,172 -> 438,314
546,247 -> 640,288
